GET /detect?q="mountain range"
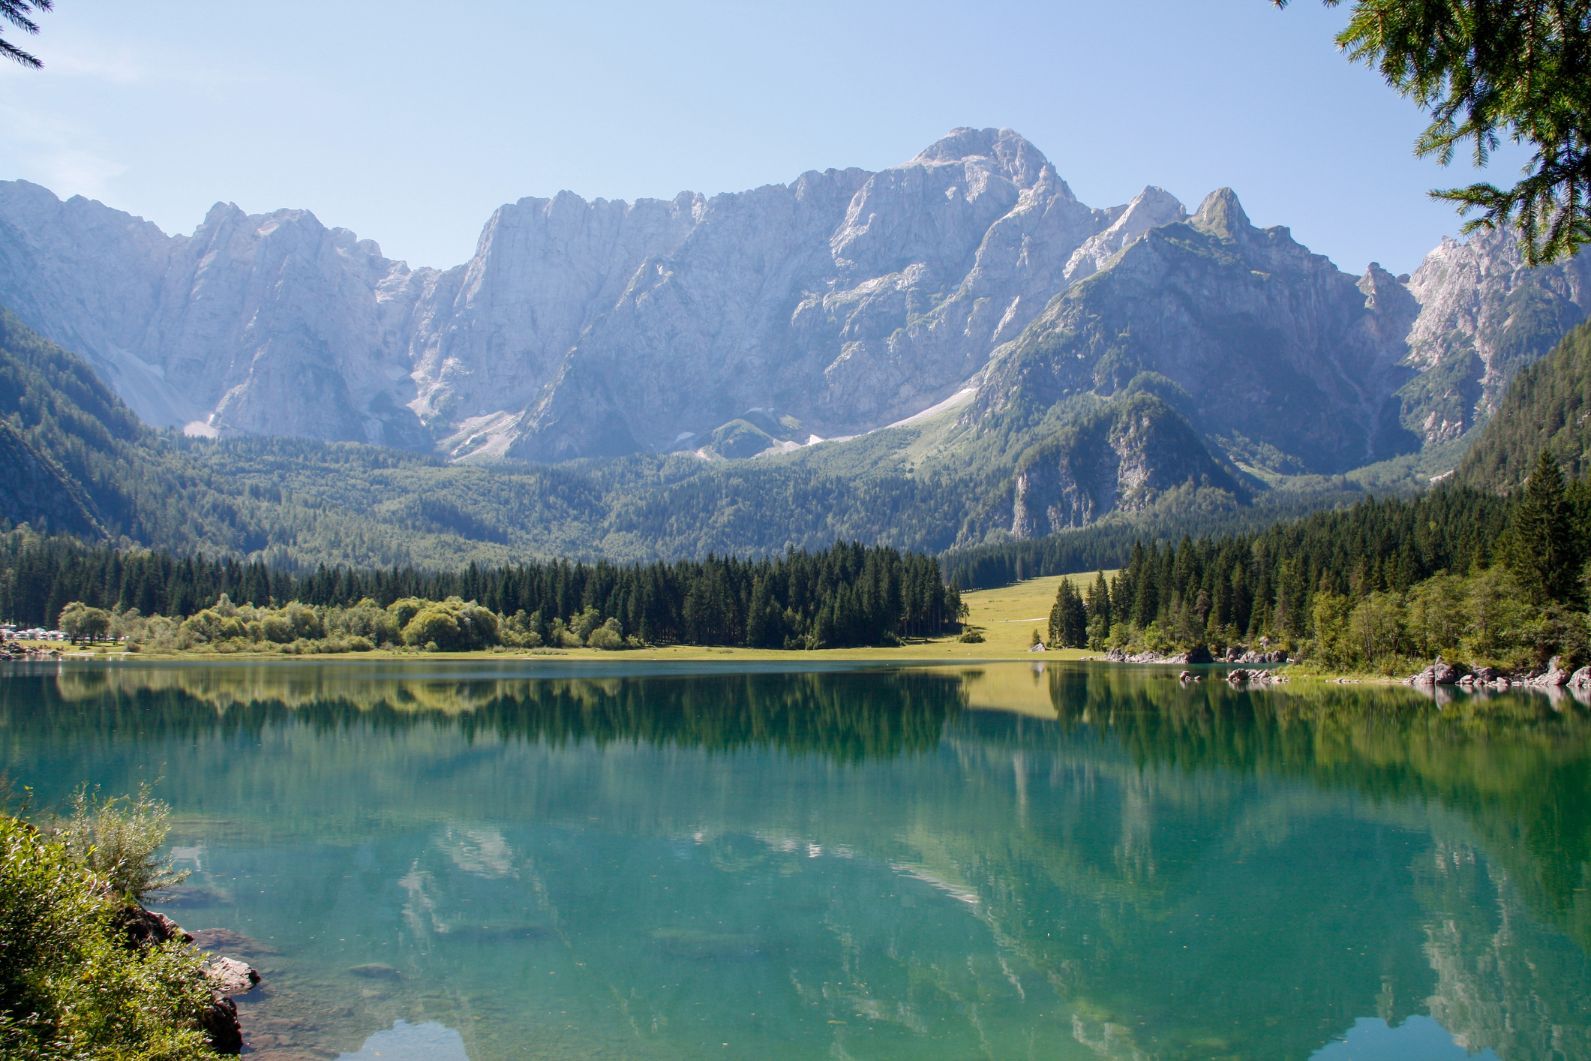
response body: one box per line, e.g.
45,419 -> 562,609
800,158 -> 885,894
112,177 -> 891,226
2,128 -> 1589,564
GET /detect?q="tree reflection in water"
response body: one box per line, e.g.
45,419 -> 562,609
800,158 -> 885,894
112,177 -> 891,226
0,660 -> 1584,1059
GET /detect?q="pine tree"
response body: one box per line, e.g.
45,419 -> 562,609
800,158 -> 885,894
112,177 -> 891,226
1048,579 -> 1088,648
0,1 -> 51,69
1503,450 -> 1577,604
1047,582 -> 1067,648
1084,570 -> 1112,649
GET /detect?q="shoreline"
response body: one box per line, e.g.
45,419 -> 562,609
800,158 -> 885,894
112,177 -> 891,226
17,641 -> 1097,666
16,642 -> 1581,699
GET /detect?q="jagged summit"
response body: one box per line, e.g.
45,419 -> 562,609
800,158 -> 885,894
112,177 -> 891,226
197,201 -> 248,228
1,130 -> 1587,476
1065,186 -> 1186,283
1127,185 -> 1184,215
1191,187 -> 1251,238
908,127 -> 1050,187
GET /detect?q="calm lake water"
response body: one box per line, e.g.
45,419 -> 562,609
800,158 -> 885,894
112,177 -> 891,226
2,659 -> 1588,1059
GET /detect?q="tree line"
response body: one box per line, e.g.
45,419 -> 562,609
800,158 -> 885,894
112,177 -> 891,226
939,479 -> 1389,591
1,532 -> 963,651
1045,452 -> 1589,673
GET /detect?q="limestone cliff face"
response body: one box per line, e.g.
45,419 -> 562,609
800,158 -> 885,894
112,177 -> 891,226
153,204 -> 425,447
975,190 -> 1421,474
0,183 -> 424,447
0,129 -> 1586,472
1401,227 -> 1591,442
0,130 -> 1119,459
506,129 -> 1110,460
404,190 -> 704,451
0,182 -> 186,425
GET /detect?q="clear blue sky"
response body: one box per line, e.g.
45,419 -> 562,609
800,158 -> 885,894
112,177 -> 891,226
0,0 -> 1529,275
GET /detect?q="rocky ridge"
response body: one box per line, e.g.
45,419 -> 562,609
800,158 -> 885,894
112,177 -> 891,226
1403,228 -> 1591,442
1,128 -> 1587,476
975,190 -> 1422,474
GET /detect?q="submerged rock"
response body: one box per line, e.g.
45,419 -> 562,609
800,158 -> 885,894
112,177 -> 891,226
348,962 -> 405,981
648,927 -> 765,961
436,921 -> 551,944
204,955 -> 260,997
188,926 -> 279,957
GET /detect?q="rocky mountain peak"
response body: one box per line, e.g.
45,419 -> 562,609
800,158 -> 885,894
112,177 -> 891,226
0,179 -> 72,227
1125,185 -> 1184,220
1,140 -> 1586,480
909,127 -> 1051,189
1400,224 -> 1591,442
1355,261 -> 1421,361
1358,261 -> 1406,300
1190,187 -> 1251,240
197,201 -> 248,232
1064,186 -> 1186,283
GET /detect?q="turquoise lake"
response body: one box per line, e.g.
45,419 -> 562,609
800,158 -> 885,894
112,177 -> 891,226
2,660 -> 1588,1059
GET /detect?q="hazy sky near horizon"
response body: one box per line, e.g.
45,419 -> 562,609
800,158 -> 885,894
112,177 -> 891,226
0,1 -> 1530,274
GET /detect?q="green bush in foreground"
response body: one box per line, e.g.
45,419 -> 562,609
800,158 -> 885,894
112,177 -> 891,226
51,785 -> 190,903
0,805 -> 219,1058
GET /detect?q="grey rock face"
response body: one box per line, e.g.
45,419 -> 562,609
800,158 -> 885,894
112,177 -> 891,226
0,128 -> 1119,459
407,190 -> 703,450
1402,227 -> 1591,442
0,185 -> 426,447
0,129 -> 1586,470
507,129 -> 1110,460
1063,185 -> 1185,284
975,189 -> 1421,473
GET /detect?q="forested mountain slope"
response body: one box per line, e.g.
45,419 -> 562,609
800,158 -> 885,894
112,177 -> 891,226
949,313 -> 1591,591
1458,319 -> 1591,489
2,307 -> 1346,567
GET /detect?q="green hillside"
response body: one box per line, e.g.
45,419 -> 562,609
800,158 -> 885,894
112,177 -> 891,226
1459,319 -> 1591,490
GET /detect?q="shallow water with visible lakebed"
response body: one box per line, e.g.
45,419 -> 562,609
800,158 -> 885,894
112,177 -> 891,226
2,659 -> 1588,1059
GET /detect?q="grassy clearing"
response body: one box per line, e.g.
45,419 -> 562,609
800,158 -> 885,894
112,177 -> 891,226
957,572 -> 1108,656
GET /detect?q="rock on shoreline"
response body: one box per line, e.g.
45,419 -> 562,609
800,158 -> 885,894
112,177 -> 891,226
1222,667 -> 1288,686
116,903 -> 260,1053
1103,644 -> 1288,666
1105,647 -> 1212,665
1407,655 -> 1590,694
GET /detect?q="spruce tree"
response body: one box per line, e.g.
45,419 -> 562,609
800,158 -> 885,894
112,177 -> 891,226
1504,450 -> 1577,604
1084,571 -> 1112,649
1048,579 -> 1088,648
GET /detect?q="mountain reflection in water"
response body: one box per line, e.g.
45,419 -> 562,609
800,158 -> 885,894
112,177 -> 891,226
1,660 -> 1586,1059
